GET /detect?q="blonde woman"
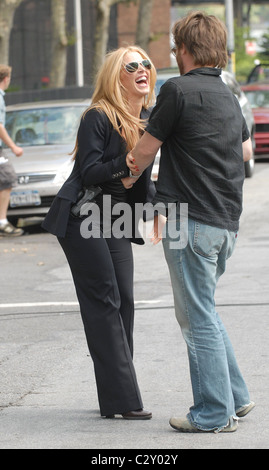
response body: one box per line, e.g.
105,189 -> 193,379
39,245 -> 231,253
42,47 -> 156,419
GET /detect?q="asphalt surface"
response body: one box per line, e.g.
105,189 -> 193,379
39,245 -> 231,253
0,161 -> 269,450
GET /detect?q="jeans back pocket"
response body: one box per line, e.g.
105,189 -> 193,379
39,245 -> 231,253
193,222 -> 226,259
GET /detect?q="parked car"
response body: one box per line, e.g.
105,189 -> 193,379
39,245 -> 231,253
221,71 -> 256,177
247,61 -> 269,84
241,82 -> 269,158
5,100 -> 90,221
153,69 -> 256,179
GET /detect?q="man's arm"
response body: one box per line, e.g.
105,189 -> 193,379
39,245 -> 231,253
127,131 -> 163,174
121,131 -> 163,189
0,123 -> 23,156
242,137 -> 252,162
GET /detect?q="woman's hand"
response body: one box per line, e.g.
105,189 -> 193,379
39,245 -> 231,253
126,152 -> 141,175
149,214 -> 167,245
121,153 -> 142,188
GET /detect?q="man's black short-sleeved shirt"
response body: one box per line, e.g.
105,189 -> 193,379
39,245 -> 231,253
146,67 -> 250,232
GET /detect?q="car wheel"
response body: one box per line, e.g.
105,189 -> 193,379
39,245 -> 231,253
245,154 -> 255,178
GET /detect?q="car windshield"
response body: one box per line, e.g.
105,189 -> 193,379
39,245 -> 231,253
244,90 -> 269,108
5,106 -> 85,146
155,78 -> 169,95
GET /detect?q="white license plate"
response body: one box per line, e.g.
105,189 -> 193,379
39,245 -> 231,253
10,190 -> 41,207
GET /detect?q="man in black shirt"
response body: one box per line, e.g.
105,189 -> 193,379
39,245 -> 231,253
125,11 -> 254,433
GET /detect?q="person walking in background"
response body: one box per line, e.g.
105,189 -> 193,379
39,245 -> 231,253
0,65 -> 23,237
125,11 -> 255,433
42,46 -> 156,420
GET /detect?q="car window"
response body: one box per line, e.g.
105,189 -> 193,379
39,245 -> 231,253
5,106 -> 85,146
247,64 -> 269,83
155,69 -> 179,96
155,78 -> 169,95
243,90 -> 269,108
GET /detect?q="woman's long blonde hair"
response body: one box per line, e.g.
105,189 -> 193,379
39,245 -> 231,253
73,46 -> 156,157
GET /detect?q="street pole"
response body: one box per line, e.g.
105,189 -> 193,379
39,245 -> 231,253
74,0 -> 84,87
225,0 -> 236,75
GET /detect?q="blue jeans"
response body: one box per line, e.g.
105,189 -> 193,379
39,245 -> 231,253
162,218 -> 250,431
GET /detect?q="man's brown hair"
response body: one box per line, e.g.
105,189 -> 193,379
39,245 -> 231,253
172,11 -> 228,68
0,65 -> 12,83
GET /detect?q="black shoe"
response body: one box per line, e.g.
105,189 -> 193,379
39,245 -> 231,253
105,409 -> 152,420
122,409 -> 152,420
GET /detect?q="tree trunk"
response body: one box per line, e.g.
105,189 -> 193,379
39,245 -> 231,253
50,0 -> 68,88
0,0 -> 24,64
93,0 -> 112,79
92,0 -> 132,80
135,0 -> 153,52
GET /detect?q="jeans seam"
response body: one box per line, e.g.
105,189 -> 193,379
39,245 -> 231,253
180,234 -> 205,423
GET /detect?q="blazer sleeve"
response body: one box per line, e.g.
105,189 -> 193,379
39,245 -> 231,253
76,108 -> 128,187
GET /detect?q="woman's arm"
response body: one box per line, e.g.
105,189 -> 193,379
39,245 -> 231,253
77,109 -> 128,187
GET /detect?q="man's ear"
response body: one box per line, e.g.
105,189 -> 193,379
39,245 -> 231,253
180,44 -> 188,56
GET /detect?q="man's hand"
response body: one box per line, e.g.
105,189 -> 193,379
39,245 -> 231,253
0,124 -> 23,157
149,214 -> 167,245
126,132 -> 162,174
11,145 -> 23,157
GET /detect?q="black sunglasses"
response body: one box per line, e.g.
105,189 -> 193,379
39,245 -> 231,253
124,60 -> 152,73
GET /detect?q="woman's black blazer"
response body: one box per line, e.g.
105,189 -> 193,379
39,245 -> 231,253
42,107 -> 155,243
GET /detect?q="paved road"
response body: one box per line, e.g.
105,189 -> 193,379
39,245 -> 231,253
0,161 -> 269,449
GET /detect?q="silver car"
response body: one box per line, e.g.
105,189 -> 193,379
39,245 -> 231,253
221,70 -> 256,178
5,100 -> 90,220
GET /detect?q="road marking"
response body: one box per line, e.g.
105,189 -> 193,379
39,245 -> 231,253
0,300 -> 162,309
0,302 -> 79,308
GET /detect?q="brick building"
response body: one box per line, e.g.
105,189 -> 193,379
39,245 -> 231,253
117,0 -> 171,70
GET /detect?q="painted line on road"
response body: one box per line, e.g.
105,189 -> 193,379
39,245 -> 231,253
0,302 -> 79,308
0,300 -> 162,309
1,300 -> 269,310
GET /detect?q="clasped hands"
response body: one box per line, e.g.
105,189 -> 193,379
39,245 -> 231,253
121,152 -> 167,245
121,152 -> 141,189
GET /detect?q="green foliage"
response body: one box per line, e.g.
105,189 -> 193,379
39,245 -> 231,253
258,32 -> 269,60
234,22 -> 257,83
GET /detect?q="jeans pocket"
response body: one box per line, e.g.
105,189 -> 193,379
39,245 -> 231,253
193,221 -> 225,259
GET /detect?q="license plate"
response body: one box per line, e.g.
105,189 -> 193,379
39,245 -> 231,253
10,190 -> 41,207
